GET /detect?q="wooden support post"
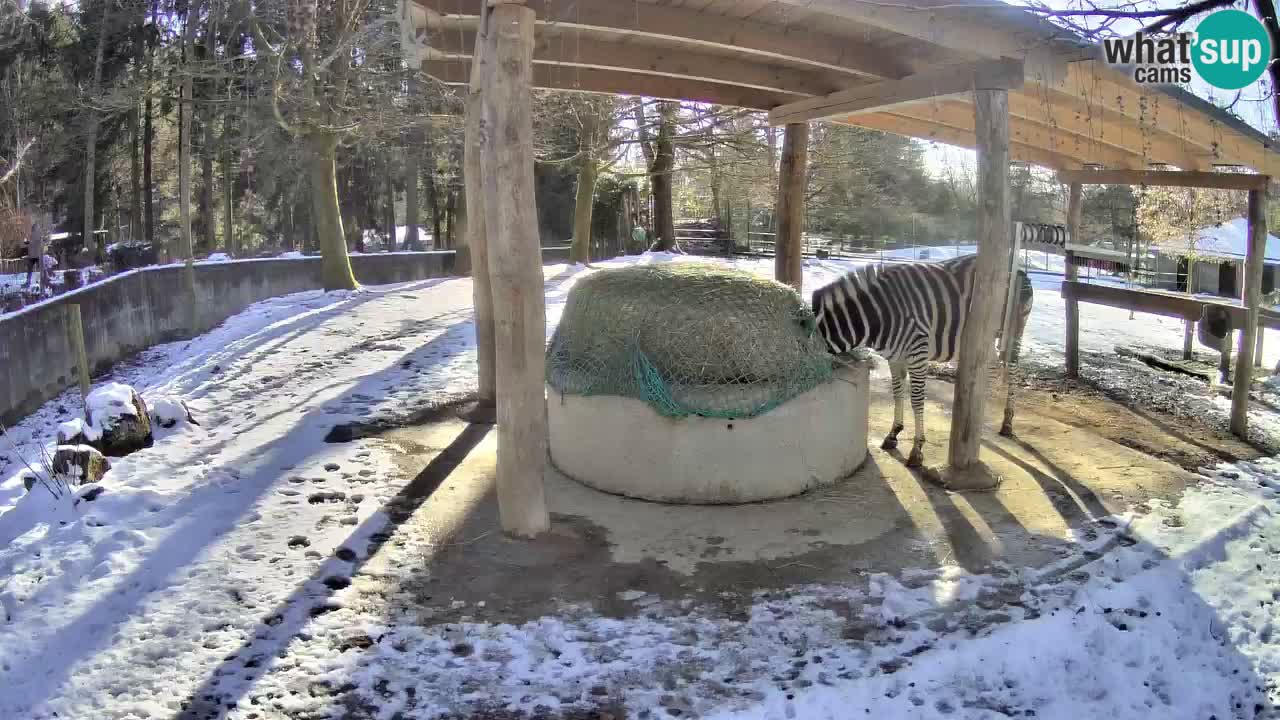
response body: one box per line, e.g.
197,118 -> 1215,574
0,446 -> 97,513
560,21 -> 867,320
65,303 -> 91,402
1064,182 -> 1082,378
1256,329 -> 1265,368
1231,187 -> 1268,438
998,221 -> 1023,364
945,89 -> 1010,485
1183,320 -> 1194,360
1221,330 -> 1233,384
774,122 -> 808,291
480,2 -> 550,538
464,5 -> 496,405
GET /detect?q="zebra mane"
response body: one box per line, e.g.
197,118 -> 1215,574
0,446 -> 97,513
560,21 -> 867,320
840,264 -> 882,293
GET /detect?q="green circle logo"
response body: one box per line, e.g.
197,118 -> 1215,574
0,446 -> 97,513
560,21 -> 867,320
1192,10 -> 1272,90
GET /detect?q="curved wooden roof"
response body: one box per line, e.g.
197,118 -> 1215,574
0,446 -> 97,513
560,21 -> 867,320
410,0 -> 1280,174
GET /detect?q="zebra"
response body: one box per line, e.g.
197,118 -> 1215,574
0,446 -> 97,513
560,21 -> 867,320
810,254 -> 1033,467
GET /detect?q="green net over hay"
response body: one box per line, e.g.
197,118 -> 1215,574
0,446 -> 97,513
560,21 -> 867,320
546,263 -> 834,418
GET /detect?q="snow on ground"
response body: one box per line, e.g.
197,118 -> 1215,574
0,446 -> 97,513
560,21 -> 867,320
241,461 -> 1280,720
1,253 -> 1280,718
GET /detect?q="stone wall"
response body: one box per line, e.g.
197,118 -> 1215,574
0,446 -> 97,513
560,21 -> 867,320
1,248 -> 572,426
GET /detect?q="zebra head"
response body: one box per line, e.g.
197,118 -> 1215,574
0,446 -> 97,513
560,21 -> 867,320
811,266 -> 878,354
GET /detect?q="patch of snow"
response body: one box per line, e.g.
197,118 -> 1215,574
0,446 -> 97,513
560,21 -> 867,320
56,418 -> 99,443
84,382 -> 139,437
145,394 -> 196,433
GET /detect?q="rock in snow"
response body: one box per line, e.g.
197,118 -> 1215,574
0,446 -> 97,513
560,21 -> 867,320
56,417 -> 97,445
146,395 -> 198,429
51,445 -> 109,486
84,383 -> 152,457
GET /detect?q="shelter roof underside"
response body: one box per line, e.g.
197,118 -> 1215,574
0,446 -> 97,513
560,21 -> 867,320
412,0 -> 1280,174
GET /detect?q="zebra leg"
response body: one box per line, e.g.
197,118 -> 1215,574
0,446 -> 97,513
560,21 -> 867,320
881,361 -> 907,450
906,359 -> 927,467
999,305 -> 1032,438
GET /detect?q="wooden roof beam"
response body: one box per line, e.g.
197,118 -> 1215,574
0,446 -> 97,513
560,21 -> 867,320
423,59 -> 797,110
1057,169 -> 1271,190
1050,61 -> 1272,171
767,58 -> 1023,126
1006,90 -> 1210,170
843,113 -> 1083,170
426,29 -> 850,97
769,0 -> 1079,78
879,99 -> 1145,169
414,0 -> 915,80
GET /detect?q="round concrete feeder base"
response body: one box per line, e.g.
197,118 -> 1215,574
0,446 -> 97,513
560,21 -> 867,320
547,363 -> 871,504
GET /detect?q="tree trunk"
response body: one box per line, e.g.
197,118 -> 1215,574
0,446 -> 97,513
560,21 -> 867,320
130,105 -> 142,242
200,109 -> 215,253
179,68 -> 194,262
651,101 -> 678,251
143,91 -> 155,251
404,130 -> 421,250
221,135 -> 235,255
480,2 -> 549,538
569,110 -> 599,264
308,133 -> 359,290
82,6 -> 110,255
445,190 -> 456,248
384,153 -> 396,250
426,151 -> 441,249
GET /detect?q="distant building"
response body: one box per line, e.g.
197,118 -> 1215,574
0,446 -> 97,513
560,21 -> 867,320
1150,217 -> 1280,298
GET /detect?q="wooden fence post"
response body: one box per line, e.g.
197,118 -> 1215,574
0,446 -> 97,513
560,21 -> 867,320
66,303 -> 91,402
480,1 -> 550,538
945,88 -> 1010,487
1183,321 -> 1194,360
1231,186 -> 1267,437
1221,330 -> 1233,384
774,122 -> 808,291
1064,182 -> 1082,378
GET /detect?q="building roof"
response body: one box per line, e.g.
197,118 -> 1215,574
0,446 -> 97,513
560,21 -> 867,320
1177,217 -> 1280,263
412,0 -> 1280,174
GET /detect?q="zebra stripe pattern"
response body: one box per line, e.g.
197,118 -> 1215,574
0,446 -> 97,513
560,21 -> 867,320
811,254 -> 1034,466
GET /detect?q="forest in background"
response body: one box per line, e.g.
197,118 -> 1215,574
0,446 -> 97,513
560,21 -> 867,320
0,0 -> 1273,288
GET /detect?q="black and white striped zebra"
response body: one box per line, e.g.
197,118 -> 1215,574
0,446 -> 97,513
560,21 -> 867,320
810,254 -> 1033,467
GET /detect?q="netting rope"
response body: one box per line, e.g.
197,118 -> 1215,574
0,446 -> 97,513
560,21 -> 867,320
546,262 -> 834,418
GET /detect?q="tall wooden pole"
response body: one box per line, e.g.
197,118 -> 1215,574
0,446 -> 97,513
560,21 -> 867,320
480,2 -> 550,538
1231,186 -> 1268,438
774,122 -> 808,290
1064,182 -> 1082,378
464,5 -> 496,404
945,89 -> 1010,486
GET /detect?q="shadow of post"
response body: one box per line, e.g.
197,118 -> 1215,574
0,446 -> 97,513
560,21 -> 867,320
170,421 -> 492,720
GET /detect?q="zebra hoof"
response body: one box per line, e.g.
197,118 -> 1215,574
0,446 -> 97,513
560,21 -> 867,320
880,436 -> 899,450
998,424 -> 1016,439
906,448 -> 925,468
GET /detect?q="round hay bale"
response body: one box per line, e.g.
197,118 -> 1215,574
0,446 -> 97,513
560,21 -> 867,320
546,262 -> 833,418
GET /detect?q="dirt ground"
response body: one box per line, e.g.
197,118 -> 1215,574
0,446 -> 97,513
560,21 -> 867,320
926,356 -> 1266,472
322,364 -> 1229,629
291,364 -> 1264,719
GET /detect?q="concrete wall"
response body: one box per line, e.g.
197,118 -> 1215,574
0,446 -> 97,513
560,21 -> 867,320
1,248 -> 573,427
